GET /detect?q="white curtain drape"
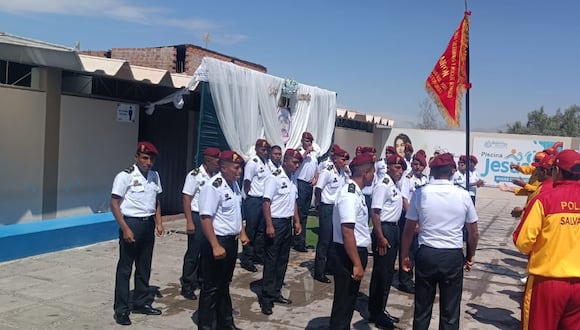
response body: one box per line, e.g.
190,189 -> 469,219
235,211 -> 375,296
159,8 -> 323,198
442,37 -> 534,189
193,57 -> 336,160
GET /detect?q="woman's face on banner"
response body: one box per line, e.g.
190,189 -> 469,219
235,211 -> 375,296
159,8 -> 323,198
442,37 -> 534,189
395,138 -> 406,158
278,107 -> 291,143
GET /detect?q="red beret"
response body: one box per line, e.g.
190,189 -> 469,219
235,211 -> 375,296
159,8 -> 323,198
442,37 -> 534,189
459,155 -> 466,163
137,141 -> 159,156
415,149 -> 427,158
302,132 -> 313,141
255,138 -> 270,148
219,150 -> 244,164
535,154 -> 555,170
203,147 -> 221,158
350,153 -> 375,167
386,154 -> 407,171
430,153 -> 456,168
331,144 -> 340,153
284,148 -> 304,162
334,148 -> 350,160
413,154 -> 427,167
404,143 -> 414,153
385,146 -> 397,155
470,155 -> 478,165
554,149 -> 580,174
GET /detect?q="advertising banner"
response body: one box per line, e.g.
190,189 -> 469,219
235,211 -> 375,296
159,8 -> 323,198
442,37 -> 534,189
472,137 -> 562,186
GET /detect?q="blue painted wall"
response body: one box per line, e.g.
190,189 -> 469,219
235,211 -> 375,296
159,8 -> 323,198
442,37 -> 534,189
0,213 -> 118,262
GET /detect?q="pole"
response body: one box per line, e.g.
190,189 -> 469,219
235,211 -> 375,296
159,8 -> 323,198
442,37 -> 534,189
464,2 -> 471,194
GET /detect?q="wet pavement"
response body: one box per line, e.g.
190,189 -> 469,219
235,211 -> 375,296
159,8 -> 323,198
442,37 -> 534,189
0,187 -> 526,329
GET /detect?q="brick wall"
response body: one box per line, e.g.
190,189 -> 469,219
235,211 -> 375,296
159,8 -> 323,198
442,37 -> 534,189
185,46 -> 266,75
79,50 -> 108,57
111,47 -> 177,72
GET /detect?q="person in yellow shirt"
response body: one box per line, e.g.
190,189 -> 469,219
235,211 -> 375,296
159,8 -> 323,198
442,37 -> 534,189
513,149 -> 580,330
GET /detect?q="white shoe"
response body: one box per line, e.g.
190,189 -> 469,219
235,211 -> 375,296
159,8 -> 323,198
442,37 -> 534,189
520,276 -> 527,285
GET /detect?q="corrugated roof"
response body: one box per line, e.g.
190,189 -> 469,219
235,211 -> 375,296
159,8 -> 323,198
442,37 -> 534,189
78,54 -> 133,79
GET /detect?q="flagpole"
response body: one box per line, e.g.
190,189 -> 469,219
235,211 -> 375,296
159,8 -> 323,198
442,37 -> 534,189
464,1 -> 471,194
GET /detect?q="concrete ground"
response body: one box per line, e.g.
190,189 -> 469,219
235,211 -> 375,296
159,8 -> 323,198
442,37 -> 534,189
0,187 -> 527,329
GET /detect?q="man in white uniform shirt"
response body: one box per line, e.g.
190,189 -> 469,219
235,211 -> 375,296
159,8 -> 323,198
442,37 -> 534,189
401,153 -> 479,330
180,147 -> 221,301
111,142 -> 164,326
368,154 -> 406,329
240,138 -> 270,272
313,147 -> 350,284
452,155 -> 484,205
260,149 -> 303,315
294,131 -> 319,252
198,150 -> 249,330
329,153 -> 374,330
267,145 -> 283,172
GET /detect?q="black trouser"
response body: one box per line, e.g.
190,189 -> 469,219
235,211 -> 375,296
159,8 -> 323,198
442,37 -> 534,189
364,194 -> 372,222
198,235 -> 238,330
314,203 -> 333,277
368,222 -> 399,318
295,179 -> 313,248
262,217 -> 293,305
181,211 -> 202,292
413,246 -> 464,330
330,243 -> 368,330
114,216 -> 155,314
398,212 -> 418,288
240,196 -> 265,265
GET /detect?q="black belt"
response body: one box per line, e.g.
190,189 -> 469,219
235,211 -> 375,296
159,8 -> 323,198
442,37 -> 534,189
216,234 -> 237,240
124,215 -> 153,221
272,217 -> 292,221
297,179 -> 311,184
247,195 -> 262,199
381,222 -> 398,226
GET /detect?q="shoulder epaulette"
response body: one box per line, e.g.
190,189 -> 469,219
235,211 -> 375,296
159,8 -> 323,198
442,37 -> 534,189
213,177 -> 223,187
348,183 -> 356,193
273,169 -> 282,176
406,172 -> 413,179
383,177 -> 390,185
123,165 -> 134,174
190,167 -> 200,176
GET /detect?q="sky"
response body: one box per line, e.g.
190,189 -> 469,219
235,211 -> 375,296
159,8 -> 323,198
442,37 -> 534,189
1,0 -> 579,131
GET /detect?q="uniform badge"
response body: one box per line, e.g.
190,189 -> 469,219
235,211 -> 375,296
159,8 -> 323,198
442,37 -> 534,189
253,158 -> 258,163
213,177 -> 222,187
333,177 -> 338,183
225,193 -> 231,201
327,164 -> 334,171
281,182 -> 287,189
383,177 -> 390,184
200,181 -> 205,186
273,169 -> 281,176
123,165 -> 135,173
132,180 -> 142,187
191,167 -> 200,176
406,172 -> 413,179
348,183 -> 356,193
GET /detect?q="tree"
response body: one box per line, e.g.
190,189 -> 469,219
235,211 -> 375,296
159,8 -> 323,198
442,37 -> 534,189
416,98 -> 445,129
505,105 -> 580,136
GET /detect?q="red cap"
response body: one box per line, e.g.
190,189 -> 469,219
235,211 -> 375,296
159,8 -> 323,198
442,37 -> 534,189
430,153 -> 456,168
137,141 -> 159,156
413,154 -> 427,167
535,154 -> 555,170
284,148 -> 304,162
334,148 -> 350,160
404,143 -> 414,153
350,153 -> 375,167
302,132 -> 313,141
532,151 -> 547,165
385,146 -> 397,155
203,147 -> 221,158
219,150 -> 244,164
255,138 -> 270,148
386,154 -> 407,171
554,149 -> 580,174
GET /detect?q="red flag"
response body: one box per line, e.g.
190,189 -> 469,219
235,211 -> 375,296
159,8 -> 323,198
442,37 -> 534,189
426,12 -> 471,127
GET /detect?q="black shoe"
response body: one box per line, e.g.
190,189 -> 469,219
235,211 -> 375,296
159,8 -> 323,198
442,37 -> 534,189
114,312 -> 131,326
293,245 -> 308,252
181,289 -> 197,300
132,304 -> 162,315
273,296 -> 292,304
385,311 -> 400,323
261,303 -> 273,315
370,315 -> 395,329
314,275 -> 331,283
241,263 -> 258,272
398,283 -> 415,294
306,244 -> 315,249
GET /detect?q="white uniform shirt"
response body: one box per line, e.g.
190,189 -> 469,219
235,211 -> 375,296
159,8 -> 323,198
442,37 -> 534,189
111,164 -> 162,217
397,176 -> 411,201
452,170 -> 478,196
295,147 -> 319,182
315,164 -> 349,204
243,156 -> 269,197
182,165 -> 211,212
406,179 -> 478,249
375,159 -> 387,182
266,159 -> 281,173
405,173 -> 429,202
403,159 -> 412,177
371,175 -> 403,223
199,173 -> 243,236
332,180 -> 372,247
317,158 -> 333,174
263,168 -> 297,218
